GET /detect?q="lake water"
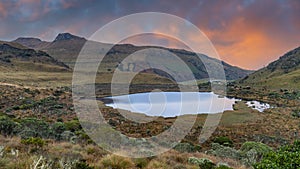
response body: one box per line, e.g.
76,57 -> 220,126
246,100 -> 271,112
103,92 -> 270,117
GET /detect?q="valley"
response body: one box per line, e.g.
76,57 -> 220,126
0,33 -> 299,169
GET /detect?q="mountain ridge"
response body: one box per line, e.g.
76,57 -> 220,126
0,42 -> 70,72
54,33 -> 86,42
12,32 -> 253,81
238,46 -> 300,89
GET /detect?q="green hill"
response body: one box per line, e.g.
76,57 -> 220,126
0,42 -> 69,72
238,46 -> 300,90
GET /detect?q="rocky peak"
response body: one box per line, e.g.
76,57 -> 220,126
54,33 -> 85,42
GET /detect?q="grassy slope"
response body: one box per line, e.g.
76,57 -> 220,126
239,68 -> 300,90
0,71 -> 175,88
238,46 -> 300,90
0,40 -> 28,49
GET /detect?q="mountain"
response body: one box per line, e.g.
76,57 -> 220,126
13,33 -> 253,81
53,32 -> 86,42
14,37 -> 49,49
97,44 -> 253,81
13,33 -> 86,65
0,41 -> 69,72
238,46 -> 300,89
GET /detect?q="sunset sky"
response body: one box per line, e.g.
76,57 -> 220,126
0,0 -> 300,70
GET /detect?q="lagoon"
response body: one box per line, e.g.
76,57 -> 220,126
103,92 -> 271,117
102,92 -> 270,117
105,92 -> 239,117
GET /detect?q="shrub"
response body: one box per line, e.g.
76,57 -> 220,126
18,128 -> 39,139
253,140 -> 300,169
213,137 -> 233,147
74,159 -> 94,169
240,141 -> 272,156
239,141 -> 272,166
215,165 -> 233,169
98,154 -> 134,169
134,158 -> 149,168
188,157 -> 215,169
61,131 -> 77,143
18,104 -> 34,110
52,122 -> 66,140
21,137 -> 46,153
19,118 -> 51,139
65,120 -> 82,132
216,162 -> 232,169
75,131 -> 92,143
0,116 -> 17,136
173,142 -> 200,153
21,137 -> 45,148
207,143 -> 239,159
291,108 -> 300,118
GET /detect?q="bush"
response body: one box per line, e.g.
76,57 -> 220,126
216,162 -> 232,168
0,116 -> 17,136
213,137 -> 233,147
74,159 -> 94,169
215,165 -> 232,169
239,141 -> 272,166
253,140 -> 300,169
19,118 -> 51,139
98,154 -> 134,169
173,142 -> 200,153
61,131 -> 77,143
188,157 -> 215,169
134,158 -> 149,168
207,143 -> 239,159
240,141 -> 272,156
291,108 -> 300,118
51,122 -> 66,140
21,137 -> 46,153
65,120 -> 82,132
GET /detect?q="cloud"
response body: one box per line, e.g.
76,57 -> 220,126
184,0 -> 300,69
0,0 -> 299,69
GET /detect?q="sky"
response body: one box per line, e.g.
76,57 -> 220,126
0,0 -> 299,70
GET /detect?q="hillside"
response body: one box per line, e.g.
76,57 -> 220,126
13,33 -> 253,81
13,33 -> 87,66
0,41 -> 69,72
238,46 -> 300,89
14,37 -> 50,49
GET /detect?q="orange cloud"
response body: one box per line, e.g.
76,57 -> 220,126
200,16 -> 300,70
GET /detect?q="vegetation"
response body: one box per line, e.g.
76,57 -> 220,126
99,155 -> 135,169
0,41 -> 299,168
188,157 -> 216,169
237,47 -> 300,90
254,140 -> 300,169
0,115 -> 17,136
213,136 -> 233,147
173,142 -> 201,153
